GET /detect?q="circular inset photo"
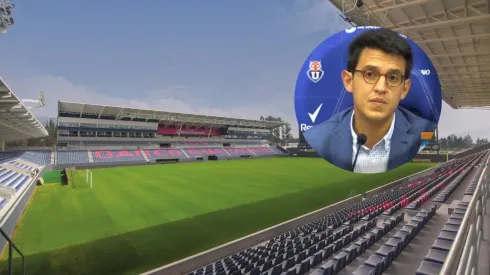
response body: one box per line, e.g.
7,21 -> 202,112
295,26 -> 441,174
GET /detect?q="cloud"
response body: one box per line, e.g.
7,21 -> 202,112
4,74 -> 299,133
276,0 -> 350,36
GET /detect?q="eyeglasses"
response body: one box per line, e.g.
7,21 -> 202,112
352,69 -> 405,87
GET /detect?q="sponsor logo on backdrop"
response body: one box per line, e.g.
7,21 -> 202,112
157,126 -> 222,136
345,26 -> 380,34
421,132 -> 434,140
307,61 -> 324,83
345,26 -> 406,38
300,103 -> 323,132
345,27 -> 356,33
176,129 -> 206,136
300,123 -> 313,132
308,103 -> 323,123
413,158 -> 431,163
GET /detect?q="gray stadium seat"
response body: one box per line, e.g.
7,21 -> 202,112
424,249 -> 448,264
437,231 -> 457,241
351,265 -> 375,275
441,224 -> 459,232
364,255 -> 385,275
375,245 -> 395,265
415,260 -> 443,275
431,239 -> 453,251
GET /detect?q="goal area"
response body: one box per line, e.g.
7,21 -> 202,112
69,169 -> 93,189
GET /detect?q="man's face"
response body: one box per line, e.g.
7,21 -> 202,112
342,48 -> 411,122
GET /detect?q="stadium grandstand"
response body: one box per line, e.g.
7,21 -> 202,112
54,100 -> 288,163
0,1 -> 489,275
0,76 -> 48,267
9,100 -> 285,167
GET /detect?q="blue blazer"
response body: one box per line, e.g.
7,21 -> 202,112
303,106 -> 437,172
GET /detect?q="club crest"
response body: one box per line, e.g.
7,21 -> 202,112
307,60 -> 324,83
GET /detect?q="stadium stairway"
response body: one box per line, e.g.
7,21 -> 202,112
88,150 -> 94,163
222,147 -> 232,157
181,148 -> 191,158
181,151 -> 486,275
247,148 -> 258,156
141,149 -> 150,162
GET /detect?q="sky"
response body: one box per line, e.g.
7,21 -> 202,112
1,0 -> 489,140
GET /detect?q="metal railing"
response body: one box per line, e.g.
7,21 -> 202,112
0,227 -> 25,275
440,150 -> 489,275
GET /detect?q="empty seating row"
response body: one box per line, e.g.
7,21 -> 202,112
270,157 -> 469,248
417,202 -> 469,275
185,153 -> 479,275
0,168 -> 30,190
271,154 -> 472,247
58,147 -> 286,164
65,140 -> 267,147
405,157 -> 475,210
433,154 -> 484,203
56,151 -> 90,164
188,218 -> 378,275
432,167 -> 473,203
0,151 -> 51,165
354,205 -> 437,275
313,212 -> 405,275
10,160 -> 37,172
187,161 -> 450,275
380,155 -> 478,216
14,150 -> 51,165
463,169 -> 481,196
0,152 -> 16,164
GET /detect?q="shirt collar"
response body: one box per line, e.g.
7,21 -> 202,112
350,110 -> 395,151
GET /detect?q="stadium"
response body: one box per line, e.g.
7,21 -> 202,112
0,0 -> 489,275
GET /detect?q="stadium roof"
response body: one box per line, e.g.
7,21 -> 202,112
0,77 -> 48,142
57,101 -> 286,129
329,0 -> 490,109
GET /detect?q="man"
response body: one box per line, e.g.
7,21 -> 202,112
304,28 -> 437,173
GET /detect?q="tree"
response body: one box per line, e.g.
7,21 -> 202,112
437,133 -> 489,150
11,117 -> 58,147
475,137 -> 489,146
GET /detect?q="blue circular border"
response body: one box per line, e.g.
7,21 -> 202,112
295,26 -> 442,133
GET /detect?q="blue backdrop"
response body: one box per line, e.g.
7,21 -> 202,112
295,26 -> 442,133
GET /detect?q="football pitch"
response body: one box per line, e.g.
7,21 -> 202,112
1,158 -> 435,275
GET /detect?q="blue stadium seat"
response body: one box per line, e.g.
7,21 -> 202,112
16,150 -> 51,165
56,151 -> 90,164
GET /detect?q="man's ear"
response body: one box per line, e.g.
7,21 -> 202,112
341,70 -> 353,93
400,78 -> 411,100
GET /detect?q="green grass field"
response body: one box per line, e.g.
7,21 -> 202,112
0,158 -> 435,275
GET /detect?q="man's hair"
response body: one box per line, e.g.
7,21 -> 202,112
347,28 -> 413,78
